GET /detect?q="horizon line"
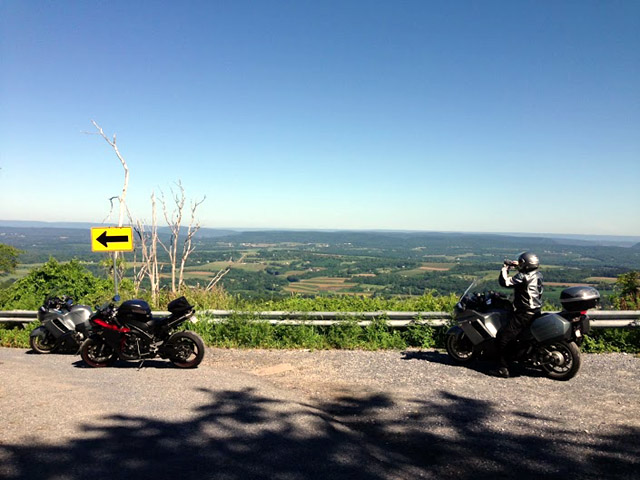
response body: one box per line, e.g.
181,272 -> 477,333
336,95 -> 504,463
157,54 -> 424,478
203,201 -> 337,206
1,219 -> 640,241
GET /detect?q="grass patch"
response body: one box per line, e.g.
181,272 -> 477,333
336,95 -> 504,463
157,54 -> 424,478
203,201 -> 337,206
191,313 -> 417,350
186,318 -> 640,353
0,324 -> 34,348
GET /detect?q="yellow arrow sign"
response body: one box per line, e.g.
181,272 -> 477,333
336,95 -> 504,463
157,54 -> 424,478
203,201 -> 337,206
91,227 -> 134,252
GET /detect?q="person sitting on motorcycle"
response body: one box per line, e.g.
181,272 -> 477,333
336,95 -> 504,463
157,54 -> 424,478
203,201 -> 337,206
492,251 -> 544,377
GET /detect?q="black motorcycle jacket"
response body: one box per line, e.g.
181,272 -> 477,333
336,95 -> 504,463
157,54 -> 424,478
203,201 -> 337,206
499,267 -> 543,313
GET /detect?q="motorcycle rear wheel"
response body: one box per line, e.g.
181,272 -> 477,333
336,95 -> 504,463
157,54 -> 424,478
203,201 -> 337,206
167,331 -> 205,369
80,338 -> 117,368
540,341 -> 581,381
445,332 -> 475,363
30,327 -> 56,354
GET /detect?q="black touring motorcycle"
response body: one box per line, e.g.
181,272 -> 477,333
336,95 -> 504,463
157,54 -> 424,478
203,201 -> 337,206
80,296 -> 205,368
445,281 -> 600,380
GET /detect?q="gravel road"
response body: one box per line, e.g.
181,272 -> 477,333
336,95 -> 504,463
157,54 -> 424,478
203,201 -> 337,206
1,347 -> 639,480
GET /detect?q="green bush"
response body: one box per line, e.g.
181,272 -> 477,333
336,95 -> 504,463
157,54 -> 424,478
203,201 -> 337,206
0,258 -> 118,309
273,324 -> 326,349
582,328 -> 640,354
0,323 -> 35,348
248,291 -> 458,313
404,323 -> 437,349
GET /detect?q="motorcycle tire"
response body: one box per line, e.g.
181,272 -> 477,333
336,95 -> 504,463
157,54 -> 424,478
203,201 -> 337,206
167,331 -> 205,369
80,338 -> 117,368
445,332 -> 475,363
540,341 -> 581,381
29,327 -> 56,354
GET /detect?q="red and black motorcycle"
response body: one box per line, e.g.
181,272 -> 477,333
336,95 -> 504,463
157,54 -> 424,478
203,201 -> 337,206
80,296 -> 205,368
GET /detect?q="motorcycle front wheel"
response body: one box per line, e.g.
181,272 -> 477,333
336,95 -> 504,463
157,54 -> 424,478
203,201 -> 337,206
445,332 -> 475,363
167,331 -> 205,369
80,338 -> 117,368
540,341 -> 581,381
29,327 -> 56,354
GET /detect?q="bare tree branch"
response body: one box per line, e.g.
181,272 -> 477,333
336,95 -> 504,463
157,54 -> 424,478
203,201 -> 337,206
131,192 -> 162,304
90,120 -> 129,227
206,266 -> 230,291
178,195 -> 206,289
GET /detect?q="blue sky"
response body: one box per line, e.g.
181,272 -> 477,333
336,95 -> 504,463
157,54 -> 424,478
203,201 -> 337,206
1,1 -> 639,235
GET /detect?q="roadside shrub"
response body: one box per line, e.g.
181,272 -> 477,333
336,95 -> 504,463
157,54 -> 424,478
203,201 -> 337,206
325,319 -> 365,349
582,328 -> 640,354
0,324 -> 34,348
156,285 -> 234,311
363,318 -> 406,350
0,258 -> 116,309
404,323 -> 437,349
273,324 -> 325,349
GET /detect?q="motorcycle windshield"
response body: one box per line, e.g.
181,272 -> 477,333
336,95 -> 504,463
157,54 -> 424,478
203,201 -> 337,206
459,280 -> 477,301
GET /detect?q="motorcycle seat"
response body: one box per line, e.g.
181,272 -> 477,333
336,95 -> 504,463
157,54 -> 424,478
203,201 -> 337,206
149,315 -> 176,328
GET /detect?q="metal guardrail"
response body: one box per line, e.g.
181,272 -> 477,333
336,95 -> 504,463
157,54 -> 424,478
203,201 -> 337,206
1,310 -> 638,328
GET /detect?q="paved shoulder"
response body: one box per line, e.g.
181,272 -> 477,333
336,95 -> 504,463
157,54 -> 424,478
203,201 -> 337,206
1,348 -> 639,480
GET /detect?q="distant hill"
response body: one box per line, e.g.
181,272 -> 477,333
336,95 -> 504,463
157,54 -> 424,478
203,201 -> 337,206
0,220 -> 97,229
0,221 -> 237,239
1,220 -> 639,248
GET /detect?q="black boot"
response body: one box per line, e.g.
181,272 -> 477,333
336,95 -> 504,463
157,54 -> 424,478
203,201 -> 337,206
489,366 -> 510,378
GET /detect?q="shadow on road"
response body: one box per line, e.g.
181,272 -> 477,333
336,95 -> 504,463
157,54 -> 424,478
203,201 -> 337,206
1,387 -> 638,479
71,359 -> 176,369
401,350 -> 547,379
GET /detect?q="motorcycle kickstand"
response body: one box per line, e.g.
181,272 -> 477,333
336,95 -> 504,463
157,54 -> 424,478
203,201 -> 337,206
136,342 -> 145,370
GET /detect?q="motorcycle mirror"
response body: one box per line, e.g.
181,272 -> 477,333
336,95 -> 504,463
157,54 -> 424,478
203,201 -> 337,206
112,295 -> 121,303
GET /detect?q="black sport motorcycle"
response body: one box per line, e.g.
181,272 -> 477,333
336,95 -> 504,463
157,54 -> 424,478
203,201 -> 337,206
445,281 -> 600,380
80,296 -> 205,368
30,296 -> 93,354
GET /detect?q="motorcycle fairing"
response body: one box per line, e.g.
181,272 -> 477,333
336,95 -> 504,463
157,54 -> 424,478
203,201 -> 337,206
457,310 -> 509,345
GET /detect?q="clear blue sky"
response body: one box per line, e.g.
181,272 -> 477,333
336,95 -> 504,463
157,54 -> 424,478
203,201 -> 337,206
1,1 -> 638,235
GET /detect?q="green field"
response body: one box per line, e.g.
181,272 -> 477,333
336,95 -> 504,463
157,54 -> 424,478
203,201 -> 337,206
1,227 -> 637,305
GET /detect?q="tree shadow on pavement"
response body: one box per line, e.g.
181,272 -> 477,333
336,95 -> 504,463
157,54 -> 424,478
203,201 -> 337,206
1,388 -> 638,480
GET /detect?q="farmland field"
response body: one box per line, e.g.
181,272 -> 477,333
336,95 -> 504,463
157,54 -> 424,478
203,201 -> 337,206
1,226 -> 639,306
284,277 -> 358,294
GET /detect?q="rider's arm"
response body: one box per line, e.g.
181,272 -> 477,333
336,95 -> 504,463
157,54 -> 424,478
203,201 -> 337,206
499,266 -> 511,288
499,267 -> 525,288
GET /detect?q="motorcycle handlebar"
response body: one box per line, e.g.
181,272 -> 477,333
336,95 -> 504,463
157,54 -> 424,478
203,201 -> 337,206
95,302 -> 117,317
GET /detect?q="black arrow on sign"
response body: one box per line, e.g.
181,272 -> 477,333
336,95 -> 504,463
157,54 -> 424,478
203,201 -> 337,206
97,231 -> 129,248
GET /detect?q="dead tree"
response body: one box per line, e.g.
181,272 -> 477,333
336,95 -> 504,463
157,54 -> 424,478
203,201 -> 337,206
88,122 -> 209,302
206,265 -> 231,291
88,121 -> 130,290
178,196 -> 206,289
90,120 -> 129,227
131,192 -> 161,304
160,181 -> 205,293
